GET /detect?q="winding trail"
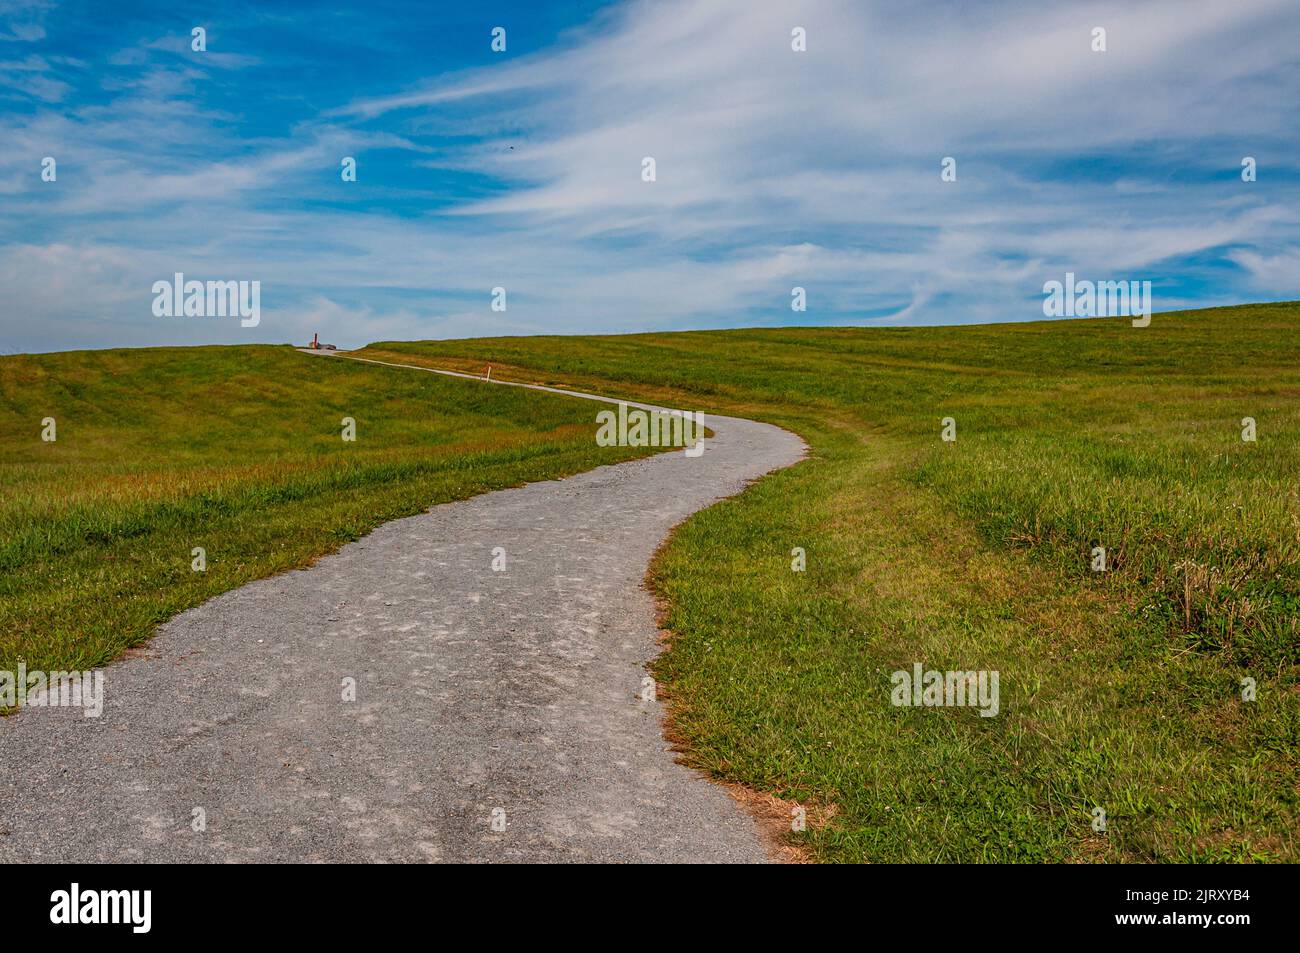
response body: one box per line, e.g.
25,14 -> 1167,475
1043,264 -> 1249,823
0,352 -> 805,863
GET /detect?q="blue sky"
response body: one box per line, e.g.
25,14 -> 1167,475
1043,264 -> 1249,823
2,0 -> 1299,353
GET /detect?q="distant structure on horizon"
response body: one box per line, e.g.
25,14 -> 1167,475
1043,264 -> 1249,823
307,332 -> 337,351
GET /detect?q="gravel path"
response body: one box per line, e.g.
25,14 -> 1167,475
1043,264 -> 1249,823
0,354 -> 805,863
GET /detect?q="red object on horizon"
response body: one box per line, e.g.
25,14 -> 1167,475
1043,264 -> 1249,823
311,332 -> 320,349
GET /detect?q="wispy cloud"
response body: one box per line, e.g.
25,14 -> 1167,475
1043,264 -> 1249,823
2,0 -> 1299,354
0,0 -> 50,43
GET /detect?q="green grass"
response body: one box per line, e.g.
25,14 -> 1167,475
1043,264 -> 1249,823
354,301 -> 1300,863
0,345 -> 654,679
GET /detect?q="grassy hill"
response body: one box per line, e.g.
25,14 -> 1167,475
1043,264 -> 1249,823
355,302 -> 1300,863
0,346 -> 653,677
5,306 -> 1295,863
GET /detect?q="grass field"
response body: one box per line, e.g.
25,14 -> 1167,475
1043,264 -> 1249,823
355,302 -> 1300,863
0,346 -> 653,680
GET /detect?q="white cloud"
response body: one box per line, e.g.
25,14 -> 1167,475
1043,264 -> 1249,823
3,0 -> 1299,353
